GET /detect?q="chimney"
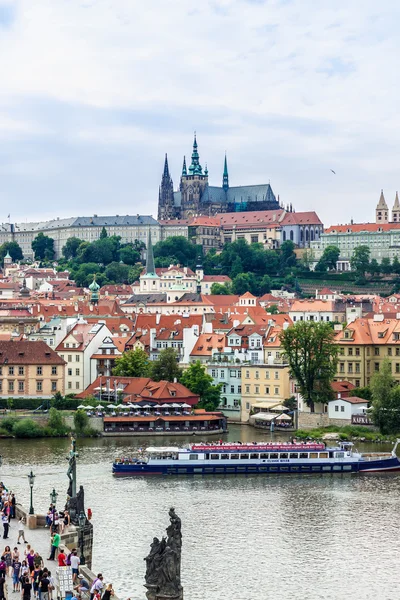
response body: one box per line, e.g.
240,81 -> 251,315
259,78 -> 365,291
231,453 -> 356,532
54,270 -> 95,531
156,313 -> 161,325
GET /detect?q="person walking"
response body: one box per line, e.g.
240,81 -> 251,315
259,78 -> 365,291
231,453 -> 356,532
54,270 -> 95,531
20,560 -> 29,584
17,518 -> 27,544
47,533 -> 60,561
32,567 -> 40,600
10,494 -> 15,519
70,551 -> 80,583
47,570 -> 55,600
57,547 -> 66,567
102,583 -> 114,600
0,571 -> 4,600
3,546 -> 12,577
12,555 -> 21,592
26,548 -> 35,573
39,570 -> 50,600
1,513 -> 9,540
21,576 -> 32,600
0,556 -> 6,579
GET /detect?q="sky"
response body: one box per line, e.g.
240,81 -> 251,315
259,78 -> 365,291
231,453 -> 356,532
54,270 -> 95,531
0,0 -> 399,227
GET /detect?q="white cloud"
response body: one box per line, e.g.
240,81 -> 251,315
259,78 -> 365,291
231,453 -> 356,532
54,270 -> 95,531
0,0 -> 400,223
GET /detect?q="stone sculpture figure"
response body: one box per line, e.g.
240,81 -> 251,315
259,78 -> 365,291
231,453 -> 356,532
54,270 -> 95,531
144,508 -> 183,599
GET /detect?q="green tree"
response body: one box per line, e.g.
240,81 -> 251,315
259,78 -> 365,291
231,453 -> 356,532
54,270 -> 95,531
32,233 -> 55,260
266,304 -> 279,314
71,263 -> 104,287
259,274 -> 271,295
62,237 -> 83,260
230,256 -> 244,279
315,245 -> 340,271
179,361 -> 222,411
0,242 -> 23,263
370,358 -> 398,434
279,321 -> 339,412
100,226 -> 108,239
74,409 -> 89,434
113,348 -> 151,377
392,256 -> 400,275
300,248 -> 315,271
47,407 -> 67,434
210,282 -> 233,295
279,240 -> 297,273
119,245 -> 141,265
380,257 -> 392,275
368,258 -> 381,277
350,245 -> 370,276
104,262 -> 130,284
128,263 -> 144,284
351,386 -> 372,401
232,273 -> 257,295
150,348 -> 182,382
153,236 -> 201,270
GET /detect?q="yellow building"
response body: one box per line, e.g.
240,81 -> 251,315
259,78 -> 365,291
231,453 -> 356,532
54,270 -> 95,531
0,340 -> 65,398
334,316 -> 400,387
240,362 -> 291,422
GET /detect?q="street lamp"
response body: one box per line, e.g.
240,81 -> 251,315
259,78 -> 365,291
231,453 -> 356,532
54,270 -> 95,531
50,488 -> 58,532
27,471 -> 35,515
78,511 -> 86,565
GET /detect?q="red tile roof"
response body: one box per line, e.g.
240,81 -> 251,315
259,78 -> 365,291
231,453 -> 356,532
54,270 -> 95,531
220,210 -> 285,227
325,222 -> 400,233
0,340 -> 65,365
280,211 -> 322,226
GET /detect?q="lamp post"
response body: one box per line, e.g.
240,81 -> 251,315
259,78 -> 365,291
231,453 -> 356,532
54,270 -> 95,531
27,471 -> 35,515
78,511 -> 86,565
50,488 -> 58,533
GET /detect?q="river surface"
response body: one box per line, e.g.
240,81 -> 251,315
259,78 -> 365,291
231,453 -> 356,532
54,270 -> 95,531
0,426 -> 399,600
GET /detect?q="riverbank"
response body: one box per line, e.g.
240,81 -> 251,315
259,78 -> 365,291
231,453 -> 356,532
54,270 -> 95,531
295,424 -> 397,443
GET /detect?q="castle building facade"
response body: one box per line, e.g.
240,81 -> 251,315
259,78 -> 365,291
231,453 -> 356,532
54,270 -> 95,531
158,135 -> 281,220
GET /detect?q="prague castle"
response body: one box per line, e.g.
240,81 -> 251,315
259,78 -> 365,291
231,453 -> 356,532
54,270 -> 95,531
158,134 -> 281,220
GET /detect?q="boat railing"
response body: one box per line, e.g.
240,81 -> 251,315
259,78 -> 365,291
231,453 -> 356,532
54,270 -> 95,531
361,453 -> 392,462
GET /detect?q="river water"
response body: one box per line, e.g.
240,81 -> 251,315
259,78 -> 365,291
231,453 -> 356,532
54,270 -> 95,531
0,426 -> 399,600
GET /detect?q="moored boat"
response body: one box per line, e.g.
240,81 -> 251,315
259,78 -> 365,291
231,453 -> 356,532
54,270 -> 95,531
112,440 -> 400,476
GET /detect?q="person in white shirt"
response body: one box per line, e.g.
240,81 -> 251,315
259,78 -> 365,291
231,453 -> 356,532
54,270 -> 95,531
90,574 -> 103,600
17,518 -> 27,544
70,552 -> 81,582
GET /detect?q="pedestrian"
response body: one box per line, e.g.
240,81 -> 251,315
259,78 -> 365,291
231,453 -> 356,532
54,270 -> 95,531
102,583 -> 114,600
10,494 -> 15,519
20,560 -> 29,583
70,551 -> 80,582
89,574 -> 103,600
21,576 -> 32,600
3,546 -> 12,577
17,518 -> 27,545
0,571 -> 4,600
47,532 -> 60,561
47,570 -> 55,600
0,557 -> 6,579
33,552 -> 43,570
12,546 -> 19,563
12,555 -> 21,592
39,570 -> 50,600
1,513 -> 9,540
57,547 -> 66,567
26,548 -> 35,572
32,567 -> 40,599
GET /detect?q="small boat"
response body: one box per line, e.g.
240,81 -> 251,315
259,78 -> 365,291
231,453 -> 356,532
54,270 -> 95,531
112,440 -> 400,476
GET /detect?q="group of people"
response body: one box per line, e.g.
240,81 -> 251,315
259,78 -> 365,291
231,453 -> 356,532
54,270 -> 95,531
0,542 -> 55,600
0,484 -> 16,540
45,506 -> 70,535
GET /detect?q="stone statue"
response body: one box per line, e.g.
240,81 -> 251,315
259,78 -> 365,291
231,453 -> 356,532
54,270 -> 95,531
144,508 -> 183,599
76,485 -> 85,516
66,436 -> 78,498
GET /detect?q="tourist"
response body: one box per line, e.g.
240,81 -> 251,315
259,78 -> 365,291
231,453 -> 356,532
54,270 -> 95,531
33,552 -> 43,570
12,546 -> 20,563
26,548 -> 35,572
75,574 -> 89,595
57,547 -> 66,567
0,556 -> 6,579
102,583 -> 114,600
47,570 -> 55,600
0,571 -> 4,600
10,494 -> 15,519
17,518 -> 27,544
32,566 -> 41,599
20,560 -> 29,583
21,576 -> 32,600
1,513 -> 9,539
89,574 -> 103,600
3,545 -> 12,577
47,532 -> 60,561
39,569 -> 50,600
70,551 -> 80,582
12,554 -> 21,592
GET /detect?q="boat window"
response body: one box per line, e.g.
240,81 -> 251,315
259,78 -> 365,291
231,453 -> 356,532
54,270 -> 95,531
280,466 -> 289,471
189,454 -> 198,460
343,465 -> 352,470
210,454 -> 220,460
270,466 -> 278,471
240,454 -> 249,460
335,452 -> 345,459
309,452 -> 318,459
260,453 -> 269,459
221,454 -> 229,460
231,453 -> 239,459
270,453 -> 279,459
319,452 -> 328,458
250,453 -> 259,459
322,465 -> 331,471
280,453 -> 288,459
299,453 -> 308,459
289,453 -> 298,459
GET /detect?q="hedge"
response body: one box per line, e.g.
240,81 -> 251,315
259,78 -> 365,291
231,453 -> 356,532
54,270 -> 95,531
0,398 -> 84,411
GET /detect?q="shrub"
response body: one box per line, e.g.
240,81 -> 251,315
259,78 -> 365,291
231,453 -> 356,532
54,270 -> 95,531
0,417 -> 18,433
13,419 -> 44,438
47,408 -> 68,435
74,410 -> 89,433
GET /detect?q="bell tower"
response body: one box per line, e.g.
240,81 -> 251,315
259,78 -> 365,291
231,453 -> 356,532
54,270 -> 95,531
158,154 -> 175,220
376,189 -> 389,223
180,134 -> 208,218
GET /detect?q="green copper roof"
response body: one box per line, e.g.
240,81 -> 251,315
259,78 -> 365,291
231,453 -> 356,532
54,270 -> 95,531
182,156 -> 187,176
144,231 -> 158,278
89,276 -> 100,291
188,133 -> 203,175
223,153 -> 229,191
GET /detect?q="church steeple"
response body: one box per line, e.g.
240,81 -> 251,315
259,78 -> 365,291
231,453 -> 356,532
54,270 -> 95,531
158,153 -> 175,220
145,231 -> 156,276
392,191 -> 400,223
376,189 -> 389,224
182,156 -> 187,176
188,133 -> 203,175
222,153 -> 229,191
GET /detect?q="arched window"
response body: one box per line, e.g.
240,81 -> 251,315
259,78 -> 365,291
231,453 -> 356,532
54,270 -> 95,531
311,230 -> 314,241
300,229 -> 303,241
290,230 -> 294,241
283,231 -> 286,241
306,229 -> 309,242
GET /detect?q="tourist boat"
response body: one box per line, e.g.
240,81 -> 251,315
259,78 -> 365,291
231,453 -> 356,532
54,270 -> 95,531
112,440 -> 400,476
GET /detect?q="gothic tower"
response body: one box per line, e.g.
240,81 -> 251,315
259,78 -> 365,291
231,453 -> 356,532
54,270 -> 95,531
376,189 -> 389,224
392,191 -> 400,223
222,154 -> 229,192
158,154 -> 175,220
179,134 -> 209,218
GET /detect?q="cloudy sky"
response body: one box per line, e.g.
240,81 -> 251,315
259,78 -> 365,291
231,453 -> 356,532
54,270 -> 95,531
0,0 -> 399,226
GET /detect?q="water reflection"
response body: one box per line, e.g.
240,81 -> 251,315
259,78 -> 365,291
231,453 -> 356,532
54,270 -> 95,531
0,429 -> 398,599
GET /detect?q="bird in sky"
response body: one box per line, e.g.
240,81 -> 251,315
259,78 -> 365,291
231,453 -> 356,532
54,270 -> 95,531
330,169 -> 336,174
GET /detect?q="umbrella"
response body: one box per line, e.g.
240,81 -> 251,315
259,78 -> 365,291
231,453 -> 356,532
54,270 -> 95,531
107,404 -> 116,409
160,404 -> 170,408
85,405 -> 94,410
275,413 -> 291,421
77,405 -> 86,409
96,405 -> 104,410
132,404 -> 140,409
181,403 -> 191,408
117,404 -> 127,409
142,404 -> 152,409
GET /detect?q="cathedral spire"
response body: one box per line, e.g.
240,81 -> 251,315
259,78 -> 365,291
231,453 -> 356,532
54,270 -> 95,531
188,132 -> 203,175
163,153 -> 170,178
222,153 -> 229,191
146,231 -> 156,276
182,156 -> 187,176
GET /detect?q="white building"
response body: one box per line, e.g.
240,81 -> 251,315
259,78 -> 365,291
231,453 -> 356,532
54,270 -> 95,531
328,396 -> 368,421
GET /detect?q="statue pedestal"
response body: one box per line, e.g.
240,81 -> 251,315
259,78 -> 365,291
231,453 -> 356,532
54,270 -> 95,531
146,593 -> 183,600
